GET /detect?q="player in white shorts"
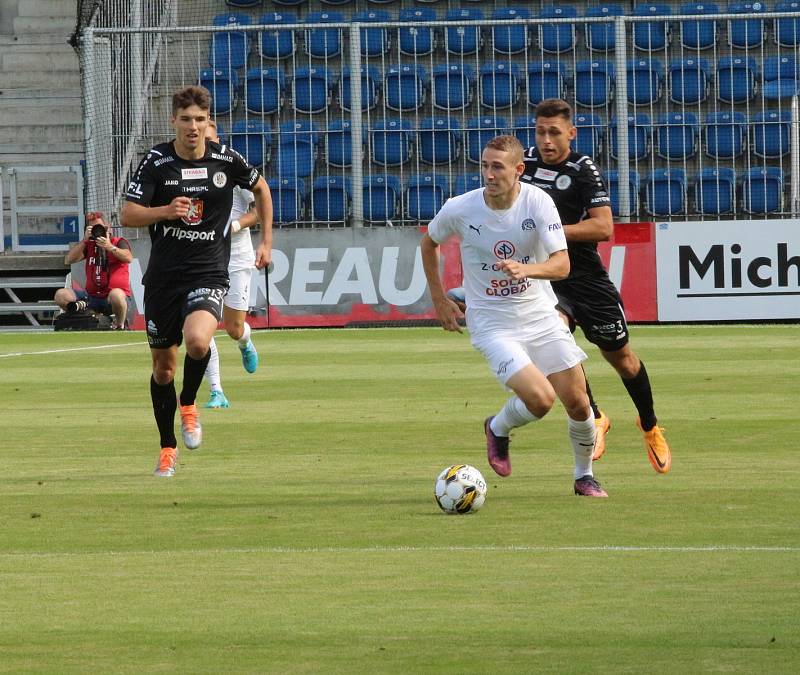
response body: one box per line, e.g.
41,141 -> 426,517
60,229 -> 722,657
202,120 -> 271,408
421,135 -> 608,497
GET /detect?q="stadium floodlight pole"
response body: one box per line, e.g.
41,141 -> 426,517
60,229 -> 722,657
348,23 -> 364,228
791,95 -> 799,215
613,15 -> 630,220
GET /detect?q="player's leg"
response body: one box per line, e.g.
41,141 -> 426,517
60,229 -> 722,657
203,337 -> 230,409
600,344 -> 671,473
224,268 -> 258,373
151,345 -> 179,476
178,307 -> 219,450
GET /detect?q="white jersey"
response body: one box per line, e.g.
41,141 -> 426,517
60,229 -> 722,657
228,186 -> 255,271
427,183 -> 567,335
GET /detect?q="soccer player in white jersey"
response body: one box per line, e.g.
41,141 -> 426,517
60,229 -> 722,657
421,135 -> 608,497
201,120 -> 270,408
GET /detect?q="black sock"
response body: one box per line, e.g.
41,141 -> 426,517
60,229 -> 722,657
150,375 -> 177,448
179,349 -> 211,407
582,365 -> 601,418
622,360 -> 657,430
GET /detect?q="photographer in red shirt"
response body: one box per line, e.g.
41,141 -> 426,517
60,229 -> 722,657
54,211 -> 134,329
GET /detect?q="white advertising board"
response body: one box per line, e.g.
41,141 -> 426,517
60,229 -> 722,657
656,220 -> 800,321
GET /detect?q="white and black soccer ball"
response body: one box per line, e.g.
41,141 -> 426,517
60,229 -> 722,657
434,464 -> 487,514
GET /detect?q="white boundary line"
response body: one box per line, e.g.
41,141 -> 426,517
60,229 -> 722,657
1,544 -> 798,559
0,341 -> 142,359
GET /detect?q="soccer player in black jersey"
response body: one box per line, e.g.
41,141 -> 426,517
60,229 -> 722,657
120,85 -> 274,477
520,98 -> 671,473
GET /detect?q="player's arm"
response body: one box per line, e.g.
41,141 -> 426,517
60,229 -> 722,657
252,176 -> 273,270
562,205 -> 613,242
421,233 -> 462,333
120,198 -> 192,228
233,207 -> 258,230
498,249 -> 570,281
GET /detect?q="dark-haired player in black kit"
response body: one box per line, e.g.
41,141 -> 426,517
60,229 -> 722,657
121,85 -> 273,477
520,98 -> 671,473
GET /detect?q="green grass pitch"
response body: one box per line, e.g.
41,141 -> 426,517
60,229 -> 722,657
1,325 -> 798,673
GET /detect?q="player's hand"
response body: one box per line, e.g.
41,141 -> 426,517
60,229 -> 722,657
165,196 -> 192,220
254,243 -> 272,271
433,297 -> 463,333
497,259 -> 528,281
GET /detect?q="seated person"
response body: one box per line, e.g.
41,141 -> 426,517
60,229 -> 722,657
54,211 -> 133,329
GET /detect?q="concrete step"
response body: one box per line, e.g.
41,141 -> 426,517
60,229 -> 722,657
0,151 -> 84,165
17,0 -> 75,18
0,102 -> 83,125
0,123 -> 83,144
13,16 -> 75,35
0,71 -> 82,90
1,50 -> 79,72
0,88 -> 81,100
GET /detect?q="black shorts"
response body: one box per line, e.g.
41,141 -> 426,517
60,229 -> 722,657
144,284 -> 226,348
552,274 -> 629,352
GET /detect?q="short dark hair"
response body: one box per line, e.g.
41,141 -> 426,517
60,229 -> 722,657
172,86 -> 211,115
535,98 -> 573,122
484,134 -> 524,162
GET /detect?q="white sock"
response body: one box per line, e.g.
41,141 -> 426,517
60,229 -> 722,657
568,413 -> 596,479
491,397 -> 539,436
205,337 -> 222,392
236,321 -> 251,348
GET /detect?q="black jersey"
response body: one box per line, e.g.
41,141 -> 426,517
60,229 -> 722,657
125,140 -> 259,289
521,147 -> 611,280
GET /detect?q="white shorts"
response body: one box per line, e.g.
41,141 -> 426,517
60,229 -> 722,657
225,267 -> 252,312
471,314 -> 587,385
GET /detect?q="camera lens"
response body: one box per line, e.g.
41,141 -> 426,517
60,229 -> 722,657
90,223 -> 106,239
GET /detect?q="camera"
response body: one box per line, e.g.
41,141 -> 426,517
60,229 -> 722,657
66,300 -> 88,313
89,223 -> 107,240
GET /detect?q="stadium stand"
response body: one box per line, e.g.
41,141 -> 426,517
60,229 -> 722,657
606,170 -> 640,216
385,64 -> 427,112
704,111 -> 747,159
406,174 -> 449,221
230,119 -> 271,168
418,117 -> 461,165
743,167 -> 784,214
258,11 -> 296,60
574,59 -> 614,107
354,10 -> 392,57
325,119 -> 356,168
633,3 -> 672,52
339,65 -> 380,112
655,112 -> 699,161
200,68 -> 237,115
362,175 -> 402,222
210,12 -> 252,72
244,67 -> 284,115
304,11 -> 343,58
445,8 -> 484,55
668,57 -> 710,105
678,2 -> 720,50
627,58 -> 664,106
762,55 -> 800,100
585,4 -> 624,52
539,4 -> 578,54
645,168 -> 688,216
716,56 -> 758,104
775,1 -> 800,46
490,7 -> 531,55
610,113 -> 651,161
465,116 -> 510,163
291,66 -> 333,114
273,120 -> 318,179
454,173 -> 482,196
727,1 -> 766,49
695,167 -> 737,214
574,113 -> 604,157
752,110 -> 792,158
398,8 -> 437,56
312,175 -> 351,222
431,64 -> 475,111
370,118 -> 413,167
527,61 -> 567,105
269,177 -> 306,224
479,62 -> 521,109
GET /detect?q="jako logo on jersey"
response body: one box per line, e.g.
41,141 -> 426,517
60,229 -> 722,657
494,240 -> 516,259
182,198 -> 204,225
163,225 -> 216,242
181,167 -> 208,180
521,219 -> 536,231
164,180 -> 179,186
213,171 -> 227,188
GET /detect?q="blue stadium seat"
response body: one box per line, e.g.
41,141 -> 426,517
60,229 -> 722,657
491,7 -> 531,55
431,64 -> 475,110
585,4 -> 623,52
610,113 -> 650,161
273,121 -> 318,179
353,10 -> 391,57
465,116 -> 510,164
385,64 -> 427,112
762,56 -> 800,100
370,118 -> 413,166
727,2 -> 765,49
244,67 -> 284,115
574,113 -> 604,157
227,0 -> 262,7
479,62 -> 520,109
668,57 -> 710,105
633,3 -> 672,51
575,60 -> 614,107
210,13 -> 252,72
320,0 -> 351,5
292,66 -> 333,114
752,110 -> 792,158
695,167 -> 736,215
655,112 -> 699,160
645,169 -> 687,216
453,174 -> 482,196
605,170 -> 640,216
704,111 -> 746,159
418,117 -> 461,165
363,175 -> 401,222
626,58 -> 663,106
230,120 -> 271,169
326,119 -> 356,168
398,8 -> 436,56
406,174 -> 449,221
514,115 -> 537,149
743,167 -> 783,214
200,68 -> 238,115
679,2 -> 719,50
273,0 -> 307,6
304,11 -> 343,58
539,5 -> 577,54
775,1 -> 800,47
312,176 -> 351,222
268,177 -> 306,224
258,12 -> 296,60
445,8 -> 484,55
716,56 -> 757,104
527,61 -> 567,105
339,65 -> 380,112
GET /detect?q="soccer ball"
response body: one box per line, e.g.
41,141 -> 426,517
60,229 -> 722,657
434,464 -> 487,514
